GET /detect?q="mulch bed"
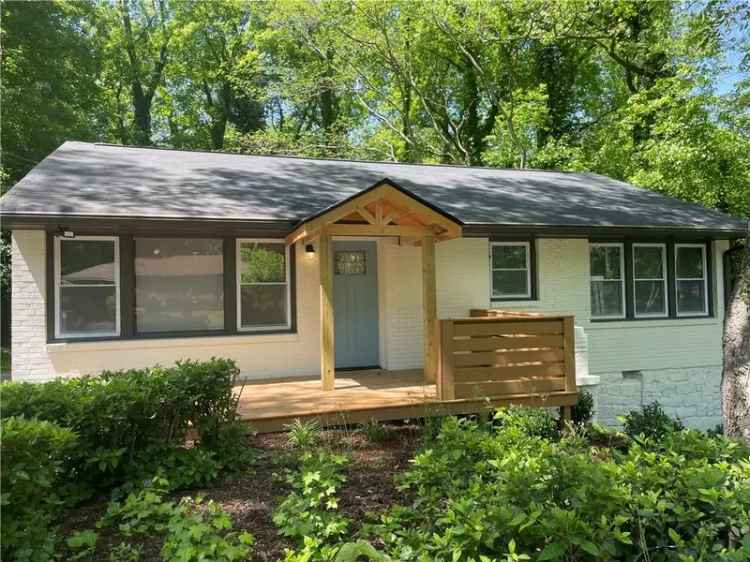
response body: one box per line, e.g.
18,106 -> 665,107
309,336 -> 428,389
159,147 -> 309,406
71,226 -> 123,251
57,424 -> 423,561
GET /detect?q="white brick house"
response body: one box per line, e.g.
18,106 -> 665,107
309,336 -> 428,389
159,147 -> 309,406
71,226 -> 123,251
2,142 -> 746,429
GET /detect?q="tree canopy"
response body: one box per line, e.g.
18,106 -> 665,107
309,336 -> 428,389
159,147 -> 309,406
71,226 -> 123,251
1,0 -> 749,219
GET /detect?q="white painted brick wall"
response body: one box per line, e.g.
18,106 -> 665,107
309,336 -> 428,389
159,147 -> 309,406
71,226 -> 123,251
596,366 -> 723,430
381,240 -> 423,370
11,231 -> 53,381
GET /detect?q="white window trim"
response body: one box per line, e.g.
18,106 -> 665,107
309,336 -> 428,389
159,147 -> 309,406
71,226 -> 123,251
54,235 -> 121,339
590,242 -> 626,320
490,241 -> 532,299
675,243 -> 709,317
632,243 -> 668,318
236,239 -> 292,331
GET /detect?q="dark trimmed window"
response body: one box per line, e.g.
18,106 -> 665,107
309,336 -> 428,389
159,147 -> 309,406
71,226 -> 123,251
49,234 -> 295,341
590,243 -> 625,319
237,240 -> 291,330
675,244 -> 709,316
632,243 -> 667,318
491,241 -> 535,300
590,240 -> 712,321
54,236 -> 120,338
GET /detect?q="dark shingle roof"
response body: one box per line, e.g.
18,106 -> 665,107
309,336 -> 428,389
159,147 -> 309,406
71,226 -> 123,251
0,141 -> 746,236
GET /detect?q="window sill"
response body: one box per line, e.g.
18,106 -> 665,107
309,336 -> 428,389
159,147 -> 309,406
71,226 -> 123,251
576,374 -> 600,386
490,298 -> 539,305
586,317 -> 718,330
47,331 -> 300,352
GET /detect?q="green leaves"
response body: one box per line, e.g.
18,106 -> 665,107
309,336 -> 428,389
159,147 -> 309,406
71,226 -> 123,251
274,449 -> 351,560
537,542 -> 564,560
362,409 -> 750,562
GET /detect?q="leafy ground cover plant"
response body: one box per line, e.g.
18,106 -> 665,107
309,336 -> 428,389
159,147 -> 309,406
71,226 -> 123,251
97,474 -> 254,562
361,409 -> 750,561
274,449 -> 351,561
0,416 -> 77,562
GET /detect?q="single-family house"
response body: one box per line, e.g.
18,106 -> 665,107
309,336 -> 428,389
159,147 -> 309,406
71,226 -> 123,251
1,141 -> 746,430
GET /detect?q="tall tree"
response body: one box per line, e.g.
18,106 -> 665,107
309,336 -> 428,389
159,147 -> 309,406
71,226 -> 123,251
0,0 -> 104,190
169,0 -> 265,150
103,0 -> 173,145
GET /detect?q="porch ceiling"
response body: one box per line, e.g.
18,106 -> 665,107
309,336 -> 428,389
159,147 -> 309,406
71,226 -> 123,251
285,179 -> 463,245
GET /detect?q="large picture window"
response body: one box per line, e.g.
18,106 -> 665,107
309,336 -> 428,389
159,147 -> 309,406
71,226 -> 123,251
135,238 -> 224,333
590,243 -> 625,319
55,236 -> 120,338
676,244 -> 708,316
237,240 -> 290,330
633,243 -> 667,318
491,242 -> 532,299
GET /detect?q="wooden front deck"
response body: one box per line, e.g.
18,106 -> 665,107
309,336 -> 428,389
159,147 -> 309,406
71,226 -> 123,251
236,368 -> 577,433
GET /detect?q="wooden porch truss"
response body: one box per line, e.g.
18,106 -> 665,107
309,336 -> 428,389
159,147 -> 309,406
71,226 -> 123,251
285,180 -> 463,391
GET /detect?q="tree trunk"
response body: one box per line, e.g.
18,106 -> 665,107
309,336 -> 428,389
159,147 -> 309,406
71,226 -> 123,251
722,247 -> 750,440
131,88 -> 152,145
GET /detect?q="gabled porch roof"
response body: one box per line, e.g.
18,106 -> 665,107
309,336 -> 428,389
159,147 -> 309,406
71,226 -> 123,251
286,178 -> 463,246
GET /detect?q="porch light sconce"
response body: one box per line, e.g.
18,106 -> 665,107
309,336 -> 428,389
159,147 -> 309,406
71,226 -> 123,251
305,243 -> 316,256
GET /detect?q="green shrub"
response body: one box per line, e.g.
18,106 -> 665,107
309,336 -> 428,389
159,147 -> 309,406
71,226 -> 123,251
0,358 -> 242,489
125,445 -> 223,491
364,415 -> 750,562
493,406 -> 558,440
571,389 -> 594,426
622,401 -> 684,440
1,416 -> 77,562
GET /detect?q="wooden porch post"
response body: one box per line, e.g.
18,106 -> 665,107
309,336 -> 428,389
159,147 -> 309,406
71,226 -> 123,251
319,230 -> 335,391
422,235 -> 438,383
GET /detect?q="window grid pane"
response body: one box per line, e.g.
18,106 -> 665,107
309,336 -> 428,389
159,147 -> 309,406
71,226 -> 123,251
57,238 -> 119,337
676,245 -> 707,315
633,245 -> 667,317
491,243 -> 530,297
590,244 -> 624,318
335,251 -> 366,275
239,241 -> 289,329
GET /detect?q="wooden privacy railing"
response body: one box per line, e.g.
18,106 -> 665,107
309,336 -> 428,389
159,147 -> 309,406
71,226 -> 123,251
437,312 -> 577,401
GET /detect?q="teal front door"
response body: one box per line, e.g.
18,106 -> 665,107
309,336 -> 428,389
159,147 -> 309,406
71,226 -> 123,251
333,241 -> 380,369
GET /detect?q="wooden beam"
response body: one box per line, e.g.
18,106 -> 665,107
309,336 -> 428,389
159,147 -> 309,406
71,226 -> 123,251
422,235 -> 438,383
439,320 -> 455,399
563,316 -> 576,393
382,208 -> 410,225
319,230 -> 335,391
375,201 -> 384,225
325,223 -> 430,237
356,205 -> 377,225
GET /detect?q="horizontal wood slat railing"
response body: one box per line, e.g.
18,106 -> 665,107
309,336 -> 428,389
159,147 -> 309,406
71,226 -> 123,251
437,310 -> 577,401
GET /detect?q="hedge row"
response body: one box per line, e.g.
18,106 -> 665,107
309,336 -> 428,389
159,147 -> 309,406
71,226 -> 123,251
0,358 -> 243,561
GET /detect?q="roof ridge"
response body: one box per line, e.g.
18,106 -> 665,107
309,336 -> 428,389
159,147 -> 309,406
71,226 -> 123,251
87,141 -> 565,174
